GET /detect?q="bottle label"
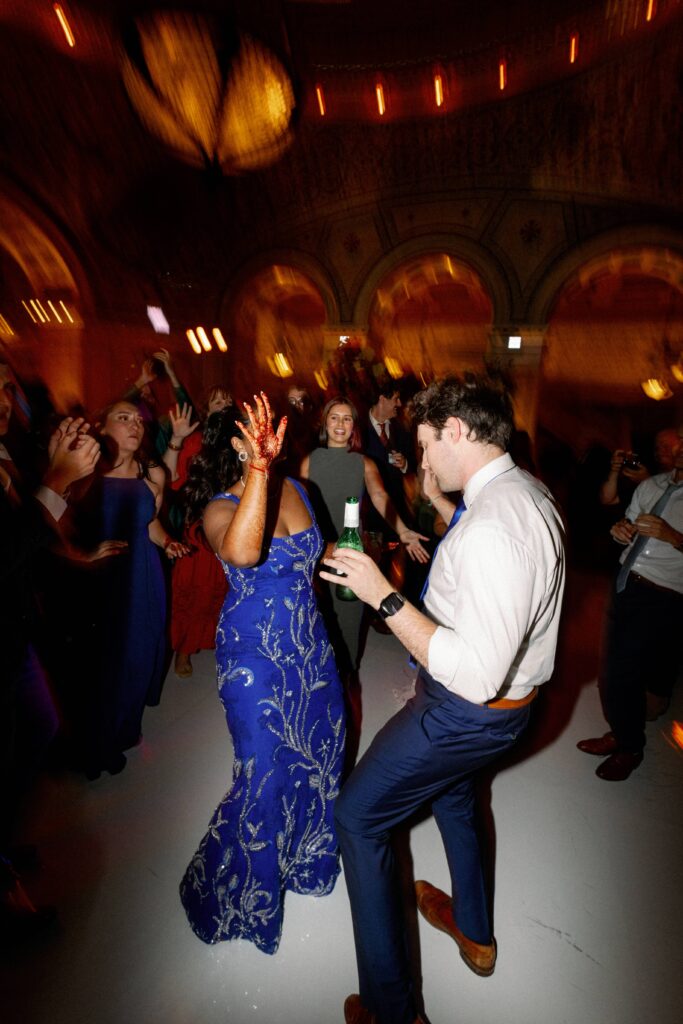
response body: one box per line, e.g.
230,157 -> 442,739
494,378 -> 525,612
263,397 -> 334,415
343,498 -> 360,528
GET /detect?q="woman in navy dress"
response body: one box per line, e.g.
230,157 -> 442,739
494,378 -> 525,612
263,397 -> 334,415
73,401 -> 186,778
180,394 -> 345,955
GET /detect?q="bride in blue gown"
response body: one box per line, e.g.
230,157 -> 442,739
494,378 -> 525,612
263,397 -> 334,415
180,394 -> 345,955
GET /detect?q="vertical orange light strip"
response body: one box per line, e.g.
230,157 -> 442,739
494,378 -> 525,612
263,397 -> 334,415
376,83 -> 386,116
186,329 -> 202,355
30,300 -> 46,323
434,74 -> 444,108
59,300 -> 74,323
54,4 -> 75,48
645,0 -> 656,22
315,84 -> 326,117
196,326 -> 212,352
569,33 -> 579,64
212,328 -> 228,352
498,60 -> 507,91
48,300 -> 63,324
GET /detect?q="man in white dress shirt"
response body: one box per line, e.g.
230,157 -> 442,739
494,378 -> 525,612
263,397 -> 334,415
578,423 -> 683,780
321,374 -> 566,1024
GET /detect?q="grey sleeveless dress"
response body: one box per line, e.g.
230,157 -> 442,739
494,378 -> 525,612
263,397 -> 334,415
307,447 -> 366,673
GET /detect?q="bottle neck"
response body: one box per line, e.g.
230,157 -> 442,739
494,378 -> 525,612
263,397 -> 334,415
343,501 -> 360,529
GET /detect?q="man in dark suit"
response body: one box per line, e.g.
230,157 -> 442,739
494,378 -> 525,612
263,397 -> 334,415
364,381 -> 415,541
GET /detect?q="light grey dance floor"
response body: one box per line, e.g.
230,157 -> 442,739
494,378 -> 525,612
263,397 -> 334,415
3,570 -> 682,1024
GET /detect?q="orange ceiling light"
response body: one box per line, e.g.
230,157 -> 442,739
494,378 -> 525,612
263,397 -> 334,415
196,326 -> 212,352
186,329 -> 202,354
212,328 -> 228,352
315,84 -> 326,117
498,60 -> 507,91
54,4 -> 75,48
569,33 -> 579,65
645,0 -> 657,22
434,73 -> 444,108
375,83 -> 386,116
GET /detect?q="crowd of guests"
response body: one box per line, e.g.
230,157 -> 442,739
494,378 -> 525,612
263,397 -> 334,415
1,349 -> 681,1023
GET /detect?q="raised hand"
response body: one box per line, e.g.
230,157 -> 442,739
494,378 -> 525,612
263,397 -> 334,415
168,403 -> 198,441
238,392 -> 287,470
135,358 -> 157,389
47,416 -> 89,460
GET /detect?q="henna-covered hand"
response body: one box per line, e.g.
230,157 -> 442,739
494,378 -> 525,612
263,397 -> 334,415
238,392 -> 287,469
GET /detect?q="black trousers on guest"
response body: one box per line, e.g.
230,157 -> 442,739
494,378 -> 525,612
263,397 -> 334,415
600,574 -> 682,753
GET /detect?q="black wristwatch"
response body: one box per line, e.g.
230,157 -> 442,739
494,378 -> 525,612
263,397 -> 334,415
378,592 -> 406,620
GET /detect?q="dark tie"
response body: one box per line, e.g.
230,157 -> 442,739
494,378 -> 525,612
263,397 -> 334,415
420,495 -> 467,603
615,482 -> 679,593
378,421 -> 389,447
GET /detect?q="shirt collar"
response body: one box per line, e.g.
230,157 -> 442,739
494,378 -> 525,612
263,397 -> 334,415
463,451 -> 515,507
369,409 -> 389,432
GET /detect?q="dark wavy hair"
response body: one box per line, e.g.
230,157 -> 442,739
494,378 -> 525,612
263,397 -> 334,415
411,372 -> 514,450
318,396 -> 363,453
180,408 -> 247,526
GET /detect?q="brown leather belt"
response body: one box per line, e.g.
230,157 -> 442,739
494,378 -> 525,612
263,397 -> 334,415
485,686 -> 538,710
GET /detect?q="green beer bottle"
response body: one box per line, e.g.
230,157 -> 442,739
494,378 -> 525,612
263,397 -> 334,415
336,497 -> 363,601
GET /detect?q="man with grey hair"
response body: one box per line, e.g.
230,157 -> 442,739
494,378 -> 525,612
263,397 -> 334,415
321,373 -> 566,1024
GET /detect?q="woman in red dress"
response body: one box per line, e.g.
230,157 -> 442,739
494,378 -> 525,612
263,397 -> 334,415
165,387 -> 232,677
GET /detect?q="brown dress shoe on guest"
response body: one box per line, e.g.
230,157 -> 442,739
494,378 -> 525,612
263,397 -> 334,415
595,751 -> 643,781
576,732 -> 618,756
344,995 -> 376,1024
415,880 -> 496,977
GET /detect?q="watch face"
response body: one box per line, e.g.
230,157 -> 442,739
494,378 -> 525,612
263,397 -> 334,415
380,592 -> 405,619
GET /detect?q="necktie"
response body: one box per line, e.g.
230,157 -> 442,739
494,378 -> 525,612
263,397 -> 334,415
378,421 -> 389,447
615,482 -> 679,592
420,495 -> 467,603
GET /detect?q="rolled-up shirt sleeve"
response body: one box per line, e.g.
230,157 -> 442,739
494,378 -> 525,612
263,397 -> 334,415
427,523 -> 539,703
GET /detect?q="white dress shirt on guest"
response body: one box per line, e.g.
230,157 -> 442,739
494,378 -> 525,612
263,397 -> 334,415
425,453 -> 566,704
621,472 -> 683,594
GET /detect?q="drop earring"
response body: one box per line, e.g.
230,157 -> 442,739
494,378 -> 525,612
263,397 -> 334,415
238,450 -> 248,463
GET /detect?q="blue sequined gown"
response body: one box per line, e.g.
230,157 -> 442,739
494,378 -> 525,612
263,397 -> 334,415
180,480 -> 345,954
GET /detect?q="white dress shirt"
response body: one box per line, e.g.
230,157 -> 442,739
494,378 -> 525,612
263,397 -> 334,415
621,472 -> 683,594
425,453 -> 566,703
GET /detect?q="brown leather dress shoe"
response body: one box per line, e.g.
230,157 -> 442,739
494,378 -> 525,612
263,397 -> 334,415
576,732 -> 618,756
595,751 -> 643,781
344,994 -> 376,1024
415,880 -> 496,977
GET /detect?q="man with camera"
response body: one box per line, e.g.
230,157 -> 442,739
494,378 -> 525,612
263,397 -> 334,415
579,424 -> 683,780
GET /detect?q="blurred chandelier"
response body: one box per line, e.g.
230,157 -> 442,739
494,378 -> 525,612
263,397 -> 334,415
121,10 -> 296,174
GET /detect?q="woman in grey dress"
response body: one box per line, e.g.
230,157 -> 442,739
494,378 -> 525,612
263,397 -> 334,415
300,396 -> 428,682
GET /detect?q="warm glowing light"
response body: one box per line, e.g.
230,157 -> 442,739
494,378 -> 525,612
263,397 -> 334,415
671,362 -> 683,383
35,299 -> 49,321
212,328 -> 228,352
186,329 -> 202,354
376,83 -> 386,116
569,33 -> 579,64
498,60 -> 507,91
30,300 -> 46,324
315,84 -> 326,117
47,300 -> 63,324
54,4 -> 75,48
22,301 -> 38,324
641,378 -> 672,400
0,314 -> 14,336
59,300 -> 74,323
672,721 -> 683,749
196,326 -> 212,352
646,0 -> 657,22
314,369 -> 329,391
274,352 -> 293,377
384,356 -> 402,379
434,74 -> 444,108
